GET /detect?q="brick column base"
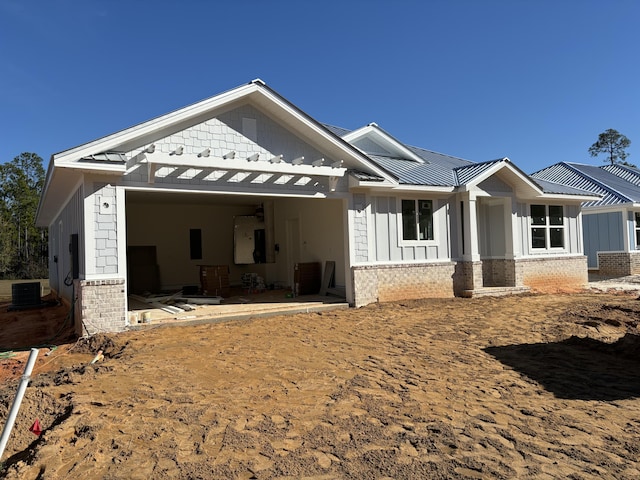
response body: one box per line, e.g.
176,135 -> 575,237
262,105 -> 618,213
74,279 -> 127,335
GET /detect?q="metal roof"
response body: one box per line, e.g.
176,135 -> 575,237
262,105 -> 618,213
602,164 -> 640,187
531,162 -> 640,207
532,178 -> 598,196
453,158 -> 504,186
322,124 -> 353,137
368,155 -> 456,186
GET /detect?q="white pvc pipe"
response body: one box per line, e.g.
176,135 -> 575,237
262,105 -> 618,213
0,348 -> 39,461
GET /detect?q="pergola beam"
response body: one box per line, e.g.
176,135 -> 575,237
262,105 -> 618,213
141,152 -> 346,178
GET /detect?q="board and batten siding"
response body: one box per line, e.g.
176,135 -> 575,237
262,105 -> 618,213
583,212 -> 624,268
368,196 -> 450,263
49,185 -> 84,301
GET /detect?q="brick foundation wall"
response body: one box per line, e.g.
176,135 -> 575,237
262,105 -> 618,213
597,252 -> 640,276
352,262 -> 456,307
480,259 -> 517,287
75,279 -> 127,335
517,256 -> 587,292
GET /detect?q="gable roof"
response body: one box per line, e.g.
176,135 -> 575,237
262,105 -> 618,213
37,80 -> 395,226
531,162 -> 640,207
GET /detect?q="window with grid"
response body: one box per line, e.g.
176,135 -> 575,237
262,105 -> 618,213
531,204 -> 564,249
402,199 -> 433,241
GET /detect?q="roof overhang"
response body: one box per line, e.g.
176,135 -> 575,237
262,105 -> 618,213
581,202 -> 640,213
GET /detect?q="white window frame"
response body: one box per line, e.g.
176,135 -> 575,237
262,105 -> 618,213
634,212 -> 640,249
530,204 -> 566,251
398,198 -> 436,246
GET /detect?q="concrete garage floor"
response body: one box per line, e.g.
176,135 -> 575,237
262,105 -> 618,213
127,288 -> 349,329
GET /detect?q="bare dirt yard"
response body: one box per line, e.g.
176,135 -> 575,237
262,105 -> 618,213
2,289 -> 640,479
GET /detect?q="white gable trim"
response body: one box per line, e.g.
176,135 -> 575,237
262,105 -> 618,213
460,159 -> 543,198
342,124 -> 425,163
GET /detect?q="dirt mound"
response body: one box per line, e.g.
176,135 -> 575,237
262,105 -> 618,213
2,293 -> 640,479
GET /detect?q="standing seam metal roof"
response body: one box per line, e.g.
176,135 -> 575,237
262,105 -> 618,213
531,162 -> 638,207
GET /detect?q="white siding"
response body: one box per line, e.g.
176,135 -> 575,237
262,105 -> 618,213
49,185 -> 84,301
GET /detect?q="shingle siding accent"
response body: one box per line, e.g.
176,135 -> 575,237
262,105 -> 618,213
75,279 -> 127,335
597,252 -> 640,276
353,194 -> 369,263
94,184 -> 118,275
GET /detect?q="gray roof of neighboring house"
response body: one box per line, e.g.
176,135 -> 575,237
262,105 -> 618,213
531,162 -> 640,207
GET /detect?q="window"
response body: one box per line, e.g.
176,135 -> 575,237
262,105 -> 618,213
402,199 -> 433,241
190,229 -> 202,260
635,212 -> 640,247
530,204 -> 564,249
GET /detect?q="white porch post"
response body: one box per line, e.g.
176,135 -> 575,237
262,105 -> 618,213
463,192 -> 480,262
623,209 -> 631,253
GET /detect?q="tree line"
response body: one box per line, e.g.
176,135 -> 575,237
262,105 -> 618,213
0,153 -> 48,279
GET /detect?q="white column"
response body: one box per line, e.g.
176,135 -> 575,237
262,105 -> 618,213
465,193 -> 480,262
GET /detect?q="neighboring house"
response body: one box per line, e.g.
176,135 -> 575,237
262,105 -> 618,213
36,80 -> 598,334
532,162 -> 640,275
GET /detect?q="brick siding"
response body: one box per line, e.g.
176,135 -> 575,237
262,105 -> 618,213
516,256 -> 588,292
75,279 -> 127,335
352,262 -> 456,307
597,252 -> 640,276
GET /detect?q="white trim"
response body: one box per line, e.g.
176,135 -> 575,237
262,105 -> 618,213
396,197 -> 437,247
83,179 -> 96,275
116,186 -> 127,282
141,152 -> 347,178
582,203 -> 640,214
342,124 -> 426,164
351,258 -> 454,267
528,203 -> 567,254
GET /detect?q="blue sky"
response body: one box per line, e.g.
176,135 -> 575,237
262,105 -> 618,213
1,0 -> 638,174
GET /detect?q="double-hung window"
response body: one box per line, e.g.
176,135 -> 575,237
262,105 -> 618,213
531,204 -> 564,249
635,212 -> 640,248
402,199 -> 433,241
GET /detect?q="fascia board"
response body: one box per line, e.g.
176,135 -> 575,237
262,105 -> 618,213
536,193 -> 602,202
582,203 -> 638,214
56,160 -> 126,174
361,183 -> 455,194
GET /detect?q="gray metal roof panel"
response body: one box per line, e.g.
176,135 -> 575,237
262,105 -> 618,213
601,164 -> 640,187
531,162 -> 636,207
406,145 -> 474,170
321,124 -> 353,137
453,159 -> 504,186
368,155 -> 456,186
533,178 -> 599,196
